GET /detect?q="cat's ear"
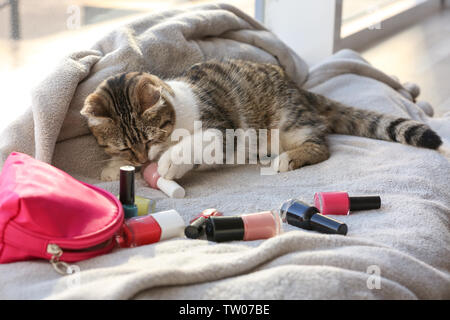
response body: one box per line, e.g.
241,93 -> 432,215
137,74 -> 174,114
137,80 -> 161,113
146,74 -> 175,97
81,92 -> 112,126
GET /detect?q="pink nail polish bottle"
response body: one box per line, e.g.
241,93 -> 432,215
314,192 -> 381,215
205,211 -> 282,242
142,163 -> 185,198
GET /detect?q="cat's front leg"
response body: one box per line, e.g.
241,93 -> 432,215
100,158 -> 133,181
157,130 -> 222,179
157,136 -> 195,180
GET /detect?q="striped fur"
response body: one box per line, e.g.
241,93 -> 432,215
81,59 -> 442,180
302,90 -> 442,149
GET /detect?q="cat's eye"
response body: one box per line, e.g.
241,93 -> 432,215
160,120 -> 171,129
119,148 -> 130,152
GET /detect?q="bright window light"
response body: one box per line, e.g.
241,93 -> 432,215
341,0 -> 426,38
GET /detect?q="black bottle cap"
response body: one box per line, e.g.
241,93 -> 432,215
280,199 -> 319,230
280,199 -> 347,235
205,216 -> 245,242
185,216 -> 207,239
309,213 -> 348,235
349,196 -> 381,211
120,166 -> 135,205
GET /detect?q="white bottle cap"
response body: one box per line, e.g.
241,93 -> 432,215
152,209 -> 186,241
156,178 -> 185,198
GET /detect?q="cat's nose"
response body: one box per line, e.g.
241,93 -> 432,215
134,144 -> 149,163
136,152 -> 148,164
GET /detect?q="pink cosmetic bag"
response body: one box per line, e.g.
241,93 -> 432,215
0,152 -> 123,270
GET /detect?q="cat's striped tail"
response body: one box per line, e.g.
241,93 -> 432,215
312,93 -> 442,150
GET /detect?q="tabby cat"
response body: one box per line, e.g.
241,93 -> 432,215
80,59 -> 442,181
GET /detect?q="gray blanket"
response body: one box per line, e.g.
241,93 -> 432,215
0,3 -> 449,300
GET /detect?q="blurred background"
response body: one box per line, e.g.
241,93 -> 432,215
0,0 -> 449,131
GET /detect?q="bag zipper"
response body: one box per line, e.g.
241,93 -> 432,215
6,218 -> 122,252
5,218 -> 122,275
47,244 -> 72,275
5,183 -> 124,252
46,239 -> 115,275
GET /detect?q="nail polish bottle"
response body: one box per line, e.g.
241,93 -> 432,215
314,192 -> 381,215
120,166 -> 138,219
143,163 -> 185,198
185,208 -> 222,239
116,209 -> 185,247
279,199 -> 347,235
135,196 -> 156,216
205,210 -> 282,242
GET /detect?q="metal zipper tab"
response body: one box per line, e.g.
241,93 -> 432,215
47,244 -> 72,276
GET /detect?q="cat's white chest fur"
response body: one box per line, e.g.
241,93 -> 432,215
165,80 -> 199,134
147,80 -> 200,164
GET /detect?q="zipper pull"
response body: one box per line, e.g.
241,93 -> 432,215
47,244 -> 72,275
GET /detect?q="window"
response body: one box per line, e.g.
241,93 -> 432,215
341,0 -> 427,37
336,0 -> 443,51
256,0 -> 444,65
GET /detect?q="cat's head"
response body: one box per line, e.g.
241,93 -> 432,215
81,72 -> 175,166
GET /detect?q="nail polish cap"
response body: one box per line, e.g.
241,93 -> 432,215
120,166 -> 135,205
185,216 -> 207,239
152,210 -> 186,241
156,178 -> 185,199
349,196 -> 381,211
309,213 -> 348,235
205,216 -> 245,242
185,208 -> 222,239
279,199 -> 318,230
279,199 -> 347,235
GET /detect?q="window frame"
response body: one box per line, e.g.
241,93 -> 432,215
255,0 -> 445,55
334,0 -> 444,51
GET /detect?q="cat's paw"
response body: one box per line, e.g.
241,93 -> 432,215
100,165 -> 121,181
157,148 -> 194,180
274,152 -> 293,173
148,143 -> 166,161
100,159 -> 131,181
438,143 -> 450,160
